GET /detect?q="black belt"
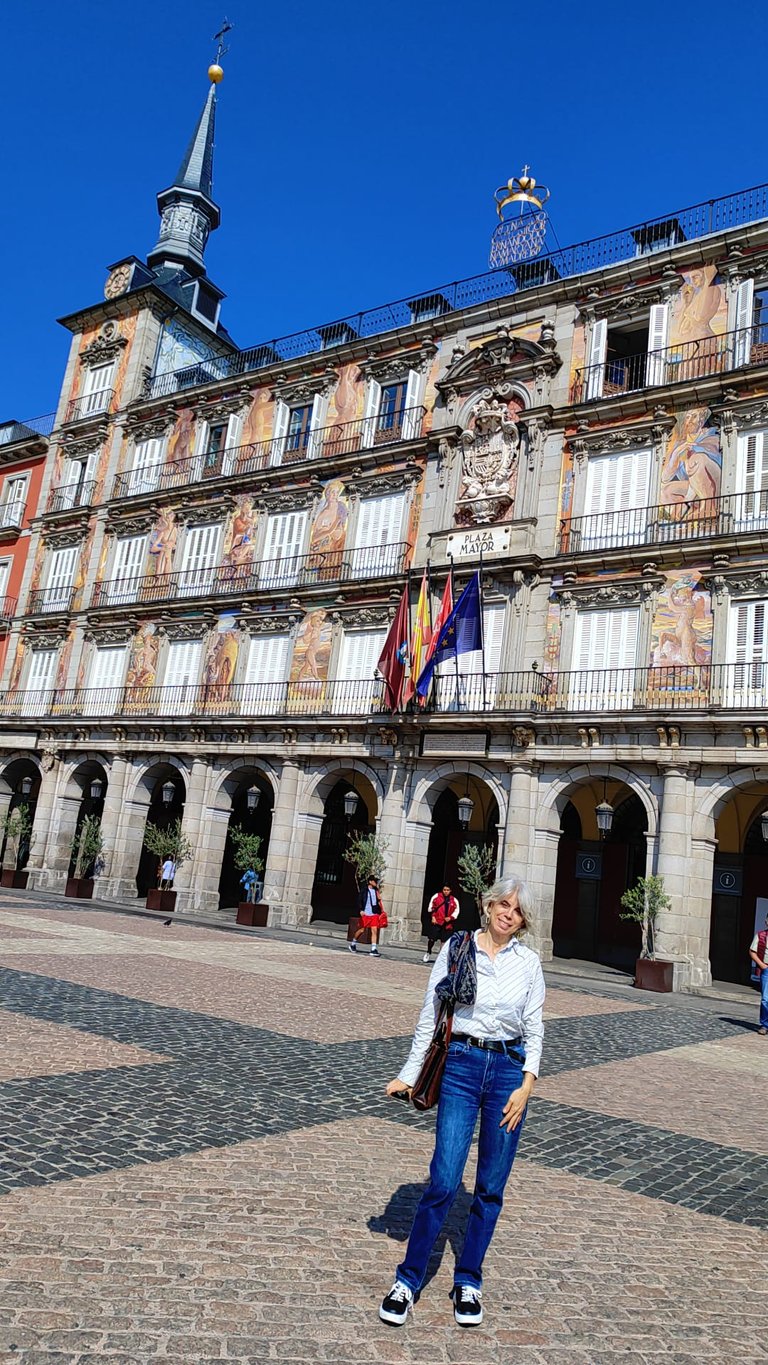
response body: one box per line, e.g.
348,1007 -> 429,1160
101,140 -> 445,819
453,1033 -> 524,1057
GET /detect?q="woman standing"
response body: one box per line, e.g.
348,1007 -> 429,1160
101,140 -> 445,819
380,875 -> 544,1328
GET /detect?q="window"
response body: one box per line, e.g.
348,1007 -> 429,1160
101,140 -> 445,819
285,404 -> 313,455
178,524 -> 222,597
735,429 -> 768,530
362,369 -> 424,446
0,474 -> 28,528
584,306 -> 668,399
728,600 -> 768,706
570,608 -> 639,709
378,382 -> 408,433
353,494 -> 406,577
0,560 -> 10,606
195,413 -> 243,478
335,629 -> 386,712
436,603 -> 505,711
260,510 -> 309,588
80,362 -> 115,416
107,535 -> 146,605
127,436 -> 164,495
83,646 -> 127,715
271,397 -> 326,465
242,634 -> 290,714
160,639 -> 203,715
581,449 -> 651,549
59,451 -> 98,509
22,648 -> 57,715
733,279 -> 768,367
45,545 -> 78,612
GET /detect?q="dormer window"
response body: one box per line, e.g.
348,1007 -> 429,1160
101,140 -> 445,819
191,279 -> 222,329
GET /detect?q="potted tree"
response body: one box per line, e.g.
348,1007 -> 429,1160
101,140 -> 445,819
457,843 -> 496,922
142,818 -> 193,914
620,873 -> 675,992
1,802 -> 33,888
66,814 -> 104,899
230,827 -> 267,926
343,830 -> 390,943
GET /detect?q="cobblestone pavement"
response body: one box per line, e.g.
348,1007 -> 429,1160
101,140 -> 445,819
0,894 -> 766,1363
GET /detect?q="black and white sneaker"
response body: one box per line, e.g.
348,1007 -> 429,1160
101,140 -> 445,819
379,1280 -> 413,1325
348,941 -> 357,952
451,1284 -> 483,1326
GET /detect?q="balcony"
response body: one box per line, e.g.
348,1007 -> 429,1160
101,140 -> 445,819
8,663 -> 768,724
572,324 -> 768,403
0,596 -> 17,624
65,390 -> 113,424
0,500 -> 26,533
111,408 -> 426,501
560,487 -> 768,554
90,541 -> 411,609
27,586 -> 76,616
46,480 -> 96,515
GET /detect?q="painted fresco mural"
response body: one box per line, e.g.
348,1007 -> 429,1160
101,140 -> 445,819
421,344 -> 442,435
326,363 -> 363,427
8,640 -> 25,694
70,316 -> 137,410
167,407 -> 196,467
543,595 -> 562,673
307,480 -> 349,578
648,568 -> 713,706
202,615 -> 239,709
154,316 -> 219,377
242,388 -> 274,448
288,608 -> 332,710
124,624 -> 160,713
669,266 -> 727,347
660,408 -> 721,510
220,496 -> 256,585
54,631 -> 76,693
73,523 -> 96,608
146,509 -> 178,579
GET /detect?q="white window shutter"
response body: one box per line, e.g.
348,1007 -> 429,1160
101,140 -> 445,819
736,429 -> 768,528
24,649 -> 57,713
271,400 -> 290,466
85,646 -> 127,715
733,278 -> 755,366
307,393 -> 328,460
260,511 -> 308,587
584,450 -> 650,548
646,304 -> 669,386
362,379 -> 382,447
178,523 -> 221,596
584,319 -> 607,400
0,561 -> 10,601
108,535 -> 146,605
729,598 -> 768,705
243,634 -> 290,714
402,369 -> 423,440
354,494 -> 406,576
46,546 -> 78,609
131,437 -> 162,494
571,608 -> 638,709
161,639 -> 202,714
82,362 -> 115,413
335,629 -> 386,713
223,413 -> 244,474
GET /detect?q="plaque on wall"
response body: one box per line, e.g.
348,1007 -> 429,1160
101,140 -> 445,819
713,866 -> 742,896
421,731 -> 489,757
445,525 -> 511,560
575,851 -> 602,881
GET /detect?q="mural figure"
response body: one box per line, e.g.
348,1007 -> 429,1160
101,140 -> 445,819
330,364 -> 360,426
670,266 -> 726,345
457,396 -> 521,524
660,408 -> 721,511
650,572 -> 712,668
307,480 -> 348,579
220,496 -> 256,588
8,641 -> 25,694
289,609 -> 331,710
202,621 -> 239,708
146,509 -> 178,581
242,388 -> 272,448
126,625 -> 160,691
54,631 -> 76,694
167,407 -> 196,468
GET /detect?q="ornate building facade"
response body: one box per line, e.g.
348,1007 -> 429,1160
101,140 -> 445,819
4,68 -> 768,990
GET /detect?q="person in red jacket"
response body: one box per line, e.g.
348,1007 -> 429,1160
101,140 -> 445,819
423,884 -> 460,963
749,911 -> 768,1035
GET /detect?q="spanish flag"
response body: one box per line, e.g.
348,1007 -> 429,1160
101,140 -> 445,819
404,570 -> 431,705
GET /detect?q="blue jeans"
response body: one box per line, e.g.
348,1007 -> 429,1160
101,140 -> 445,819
396,1040 -> 527,1293
761,968 -> 768,1028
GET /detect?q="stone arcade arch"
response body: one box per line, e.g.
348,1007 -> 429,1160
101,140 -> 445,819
129,761 -> 188,899
61,758 -> 108,880
214,767 -> 276,910
699,774 -> 768,984
0,755 -> 41,882
310,769 -> 381,924
419,772 -> 501,934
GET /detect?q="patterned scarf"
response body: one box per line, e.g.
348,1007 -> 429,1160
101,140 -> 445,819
435,929 -> 477,1007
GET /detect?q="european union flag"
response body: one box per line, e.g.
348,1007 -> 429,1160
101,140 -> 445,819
415,571 -> 482,698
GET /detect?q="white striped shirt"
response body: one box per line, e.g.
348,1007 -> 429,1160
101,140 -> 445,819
398,931 -> 545,1086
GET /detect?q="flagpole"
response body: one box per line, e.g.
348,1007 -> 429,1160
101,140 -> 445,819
450,554 -> 461,712
404,564 -> 412,713
479,552 -> 487,712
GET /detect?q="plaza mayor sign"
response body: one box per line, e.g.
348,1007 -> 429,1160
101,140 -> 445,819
444,525 -> 511,560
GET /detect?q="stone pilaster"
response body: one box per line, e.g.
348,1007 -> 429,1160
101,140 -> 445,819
263,759 -> 303,925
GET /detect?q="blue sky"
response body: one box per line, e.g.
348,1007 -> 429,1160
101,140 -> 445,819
6,0 -> 766,419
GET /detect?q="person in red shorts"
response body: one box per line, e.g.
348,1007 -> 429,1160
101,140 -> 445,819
349,876 -> 387,957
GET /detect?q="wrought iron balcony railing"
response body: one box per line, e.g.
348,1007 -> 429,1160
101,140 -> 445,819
91,541 -> 411,608
46,480 -> 96,515
0,596 -> 17,623
0,500 -> 26,530
146,182 -> 768,400
9,662 -> 768,722
572,323 -> 768,402
561,487 -> 768,554
65,390 -> 114,424
111,408 -> 426,501
27,586 -> 76,615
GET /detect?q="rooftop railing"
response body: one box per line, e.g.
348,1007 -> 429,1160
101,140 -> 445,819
8,662 -> 768,722
146,182 -> 768,400
572,323 -> 768,403
560,487 -> 768,554
46,479 -> 97,515
90,541 -> 411,609
111,407 -> 426,500
0,413 -> 56,446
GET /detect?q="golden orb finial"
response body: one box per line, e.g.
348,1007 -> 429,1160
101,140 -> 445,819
208,62 -> 224,83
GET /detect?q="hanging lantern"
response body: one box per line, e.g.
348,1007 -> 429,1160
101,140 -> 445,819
595,799 -> 614,838
457,794 -> 474,829
161,780 -> 176,806
343,790 -> 358,820
90,779 -> 104,800
246,786 -> 260,812
19,776 -> 32,797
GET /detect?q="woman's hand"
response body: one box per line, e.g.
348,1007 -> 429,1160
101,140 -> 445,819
500,1078 -> 534,1132
386,1079 -> 411,1099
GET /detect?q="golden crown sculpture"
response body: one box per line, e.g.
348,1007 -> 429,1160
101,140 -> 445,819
495,167 -> 551,221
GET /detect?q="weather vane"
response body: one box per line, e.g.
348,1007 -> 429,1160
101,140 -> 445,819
209,19 -> 233,82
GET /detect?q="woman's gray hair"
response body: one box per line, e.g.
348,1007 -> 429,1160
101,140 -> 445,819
482,874 -> 533,935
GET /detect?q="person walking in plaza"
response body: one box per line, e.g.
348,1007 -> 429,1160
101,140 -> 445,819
379,875 -> 544,1328
749,910 -> 768,1034
423,883 -> 460,962
161,857 -> 176,927
349,876 -> 387,956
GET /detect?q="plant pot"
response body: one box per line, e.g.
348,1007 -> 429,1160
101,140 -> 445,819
634,957 -> 675,993
1,869 -> 28,889
146,888 -> 177,913
236,901 -> 269,927
347,915 -> 372,945
65,877 -> 95,900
